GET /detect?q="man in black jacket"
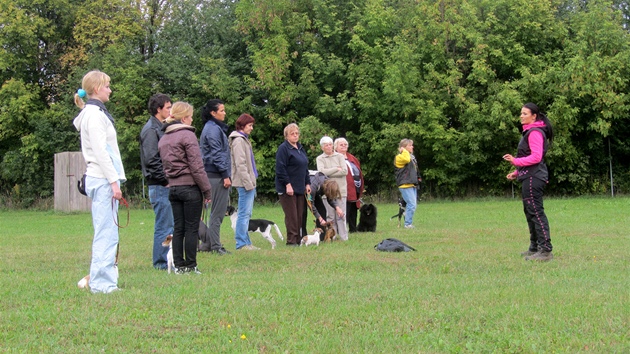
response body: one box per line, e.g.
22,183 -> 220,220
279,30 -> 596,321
140,94 -> 173,270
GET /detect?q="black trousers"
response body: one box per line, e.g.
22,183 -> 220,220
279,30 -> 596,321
170,185 -> 203,268
521,177 -> 552,252
346,200 -> 359,233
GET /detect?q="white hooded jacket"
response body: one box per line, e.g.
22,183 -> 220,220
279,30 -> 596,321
73,104 -> 126,184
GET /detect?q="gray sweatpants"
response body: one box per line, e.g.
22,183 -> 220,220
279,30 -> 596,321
207,174 -> 231,251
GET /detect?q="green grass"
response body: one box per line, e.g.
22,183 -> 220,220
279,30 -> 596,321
1,197 -> 628,353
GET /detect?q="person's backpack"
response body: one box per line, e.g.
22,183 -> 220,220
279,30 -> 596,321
374,238 -> 416,252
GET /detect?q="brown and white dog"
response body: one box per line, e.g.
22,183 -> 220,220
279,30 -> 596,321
77,275 -> 90,289
322,223 -> 336,242
161,234 -> 174,274
301,228 -> 323,246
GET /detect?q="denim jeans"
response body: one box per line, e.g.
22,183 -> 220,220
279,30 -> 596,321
399,187 -> 417,227
235,187 -> 256,249
169,185 -> 203,268
149,185 -> 173,269
85,176 -> 120,294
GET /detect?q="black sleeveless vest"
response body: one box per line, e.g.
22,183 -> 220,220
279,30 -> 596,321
516,127 -> 548,182
395,154 -> 419,186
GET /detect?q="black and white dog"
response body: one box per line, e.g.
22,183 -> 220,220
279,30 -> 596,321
226,205 -> 284,249
390,197 -> 407,228
357,203 -> 378,232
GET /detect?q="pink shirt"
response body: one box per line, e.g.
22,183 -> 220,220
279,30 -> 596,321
511,120 -> 546,167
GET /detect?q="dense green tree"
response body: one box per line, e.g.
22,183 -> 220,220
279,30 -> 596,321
2,0 -> 630,206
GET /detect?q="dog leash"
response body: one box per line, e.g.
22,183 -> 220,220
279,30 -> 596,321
112,197 -> 130,228
112,196 -> 129,267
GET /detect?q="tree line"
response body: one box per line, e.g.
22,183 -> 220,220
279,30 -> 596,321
1,0 -> 630,207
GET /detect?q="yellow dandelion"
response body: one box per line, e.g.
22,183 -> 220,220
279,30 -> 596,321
227,324 -> 231,329
241,334 -> 247,340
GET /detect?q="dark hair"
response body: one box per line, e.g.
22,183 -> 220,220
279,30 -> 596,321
523,102 -> 554,143
148,93 -> 171,116
201,99 -> 225,125
235,113 -> 255,131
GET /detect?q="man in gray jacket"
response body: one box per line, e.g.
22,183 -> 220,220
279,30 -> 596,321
140,93 -> 173,269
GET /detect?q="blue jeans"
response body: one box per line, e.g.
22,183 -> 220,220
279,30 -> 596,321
169,185 -> 203,268
86,176 -> 120,294
149,185 -> 173,269
235,187 -> 256,249
399,187 -> 417,227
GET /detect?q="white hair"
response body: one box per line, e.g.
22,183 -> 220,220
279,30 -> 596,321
334,137 -> 348,150
319,136 -> 333,146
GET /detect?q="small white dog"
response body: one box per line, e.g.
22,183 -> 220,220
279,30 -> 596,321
301,228 -> 323,247
161,234 -> 175,274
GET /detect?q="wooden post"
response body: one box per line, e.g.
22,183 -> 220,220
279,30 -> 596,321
54,152 -> 91,212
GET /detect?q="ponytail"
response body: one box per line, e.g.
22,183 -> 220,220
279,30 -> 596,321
523,102 -> 553,144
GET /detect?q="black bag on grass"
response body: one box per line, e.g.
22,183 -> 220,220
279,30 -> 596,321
374,238 -> 416,252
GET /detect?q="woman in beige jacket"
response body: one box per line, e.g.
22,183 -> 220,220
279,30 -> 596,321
316,136 -> 348,240
228,114 -> 259,250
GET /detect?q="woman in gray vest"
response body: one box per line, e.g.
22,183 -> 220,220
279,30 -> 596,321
503,103 -> 554,262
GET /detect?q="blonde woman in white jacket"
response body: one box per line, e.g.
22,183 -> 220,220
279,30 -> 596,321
73,70 -> 126,294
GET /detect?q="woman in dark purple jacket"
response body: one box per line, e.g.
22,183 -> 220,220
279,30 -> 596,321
275,123 -> 311,246
503,103 -> 554,262
159,102 -> 211,274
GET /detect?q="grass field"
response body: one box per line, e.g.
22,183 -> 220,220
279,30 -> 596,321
1,197 -> 628,353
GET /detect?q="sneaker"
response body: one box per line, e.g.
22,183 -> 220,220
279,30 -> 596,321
525,251 -> 553,262
520,250 -> 537,257
404,225 -> 415,229
188,266 -> 202,274
239,245 -> 260,251
174,267 -> 190,275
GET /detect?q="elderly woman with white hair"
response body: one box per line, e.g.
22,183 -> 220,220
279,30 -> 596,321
316,136 -> 348,240
334,137 -> 364,233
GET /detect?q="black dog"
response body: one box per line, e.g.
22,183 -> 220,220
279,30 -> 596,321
389,197 -> 407,228
357,203 -> 377,232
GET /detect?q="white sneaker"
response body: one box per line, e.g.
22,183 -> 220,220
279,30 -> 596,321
240,245 -> 260,251
404,224 -> 415,229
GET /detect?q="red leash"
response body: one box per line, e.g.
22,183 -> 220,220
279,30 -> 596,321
112,197 -> 130,228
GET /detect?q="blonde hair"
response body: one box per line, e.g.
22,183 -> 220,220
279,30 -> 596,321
283,123 -> 299,139
334,137 -> 348,151
322,179 -> 341,200
165,101 -> 194,124
74,70 -> 110,109
399,139 -> 413,149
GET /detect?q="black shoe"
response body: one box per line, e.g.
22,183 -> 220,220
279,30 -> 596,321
211,248 -> 231,255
